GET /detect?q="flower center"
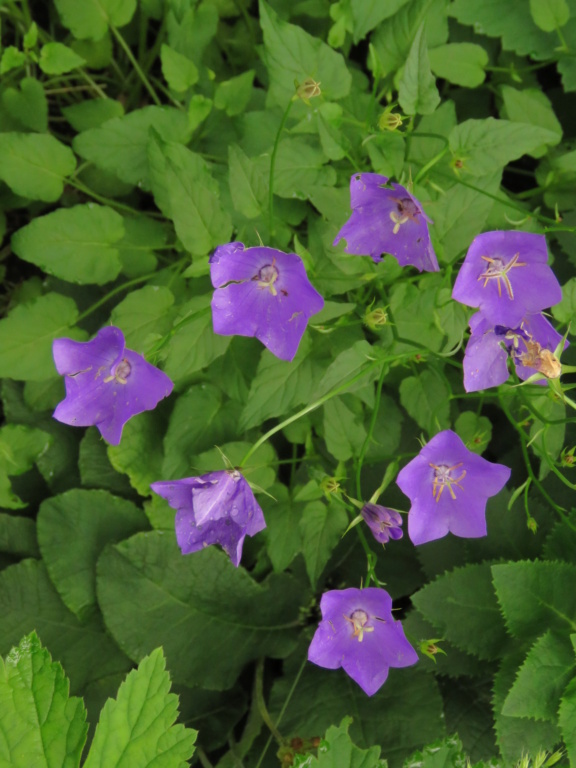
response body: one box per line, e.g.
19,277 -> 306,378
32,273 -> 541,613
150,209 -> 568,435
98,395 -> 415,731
103,358 -> 131,385
516,339 -> 561,379
344,609 -> 374,642
429,462 -> 466,502
477,253 -> 526,300
255,261 -> 280,296
389,197 -> 420,234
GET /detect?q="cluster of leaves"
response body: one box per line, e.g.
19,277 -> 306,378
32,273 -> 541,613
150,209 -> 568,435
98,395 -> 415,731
1,0 -> 576,766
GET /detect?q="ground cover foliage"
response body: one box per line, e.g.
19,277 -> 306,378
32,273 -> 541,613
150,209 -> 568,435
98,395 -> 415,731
1,0 -> 576,765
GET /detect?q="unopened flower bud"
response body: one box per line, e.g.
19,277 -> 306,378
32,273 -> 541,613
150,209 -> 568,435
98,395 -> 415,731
320,476 -> 341,496
527,515 -> 538,533
378,111 -> 403,131
560,446 -> 576,468
364,307 -> 388,331
418,638 -> 446,662
294,77 -> 321,103
361,504 -> 403,544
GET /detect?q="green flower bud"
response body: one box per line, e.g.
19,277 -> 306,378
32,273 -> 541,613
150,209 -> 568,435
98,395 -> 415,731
364,306 -> 388,331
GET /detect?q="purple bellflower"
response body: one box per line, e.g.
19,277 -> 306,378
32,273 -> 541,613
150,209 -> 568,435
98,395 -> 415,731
361,504 -> 403,544
150,469 -> 266,567
333,173 -> 439,272
308,587 -> 418,696
452,231 -> 562,327
210,242 -> 324,362
53,326 -> 173,445
396,430 -> 511,546
463,311 -> 566,392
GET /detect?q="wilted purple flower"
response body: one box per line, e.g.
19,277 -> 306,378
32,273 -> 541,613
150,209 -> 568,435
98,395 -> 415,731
150,469 -> 266,567
361,504 -> 403,544
333,173 -> 439,272
210,242 -> 324,362
452,231 -> 562,327
308,587 -> 418,696
53,326 -> 173,445
396,430 -> 511,546
463,311 -> 566,392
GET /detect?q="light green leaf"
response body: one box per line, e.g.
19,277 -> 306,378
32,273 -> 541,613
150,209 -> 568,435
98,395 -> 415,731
398,23 -> 440,115
0,46 -> 27,75
258,138 -> 336,199
0,133 -> 76,202
313,340 -> 381,399
350,0 -> 410,43
530,0 -> 570,31
39,42 -> 86,74
215,70 -> 255,116
160,44 -> 199,92
188,94 -> 212,131
295,717 -> 384,768
228,143 -> 268,219
192,441 -> 276,491
454,411 -> 493,454
2,77 -> 48,132
0,513 -> 39,557
262,484 -> 303,573
428,43 -> 488,88
116,216 -> 166,278
399,369 -> 450,435
559,677 -> 576,765
62,98 -> 124,132
0,424 -> 52,509
322,396 -> 367,462
110,286 -> 174,352
12,205 -> 124,285
0,632 -> 88,768
500,86 -> 562,157
300,500 -> 348,587
54,0 -> 136,40
553,277 -> 576,327
107,410 -> 165,496
84,648 -> 196,768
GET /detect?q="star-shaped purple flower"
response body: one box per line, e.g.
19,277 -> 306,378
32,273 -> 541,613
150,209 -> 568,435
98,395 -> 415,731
210,242 -> 324,362
396,430 -> 511,546
308,587 -> 418,696
53,326 -> 173,445
463,311 -> 566,393
150,469 -> 266,567
333,173 -> 439,272
452,231 -> 562,327
361,504 -> 403,545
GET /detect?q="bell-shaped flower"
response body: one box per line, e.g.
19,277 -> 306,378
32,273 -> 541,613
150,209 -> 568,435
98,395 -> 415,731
210,242 -> 324,362
150,469 -> 266,567
396,430 -> 511,546
360,504 -> 403,544
333,173 -> 439,272
308,587 -> 418,696
53,326 -> 173,445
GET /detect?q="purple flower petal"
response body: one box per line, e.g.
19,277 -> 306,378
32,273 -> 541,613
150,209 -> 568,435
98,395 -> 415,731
210,243 -> 324,362
53,326 -> 173,445
333,173 -> 439,272
151,469 -> 266,567
360,504 -> 403,544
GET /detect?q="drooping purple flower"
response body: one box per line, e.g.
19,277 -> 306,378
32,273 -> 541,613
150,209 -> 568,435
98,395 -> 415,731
396,430 -> 511,546
150,469 -> 266,567
361,504 -> 403,544
308,587 -> 418,696
210,242 -> 324,362
452,231 -> 562,327
333,173 -> 439,272
463,311 -> 566,392
53,326 -> 173,445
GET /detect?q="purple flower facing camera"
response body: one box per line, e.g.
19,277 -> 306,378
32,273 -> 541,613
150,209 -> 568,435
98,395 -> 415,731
52,326 -> 173,445
308,587 -> 418,696
396,430 -> 511,546
361,504 -> 403,544
333,173 -> 439,272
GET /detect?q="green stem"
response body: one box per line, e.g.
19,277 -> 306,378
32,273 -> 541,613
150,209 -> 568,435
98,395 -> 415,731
76,269 -> 173,323
110,24 -> 162,106
413,146 -> 450,184
268,100 -> 293,240
355,362 -> 387,500
66,177 -> 153,217
255,659 -> 283,744
455,178 -> 559,227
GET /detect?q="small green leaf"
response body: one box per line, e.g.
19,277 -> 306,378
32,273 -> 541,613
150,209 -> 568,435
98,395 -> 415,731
110,286 -> 174,352
553,277 -> 576,327
530,0 -> 570,32
228,144 -> 268,219
188,94 -> 212,131
0,133 -> 76,202
500,86 -> 562,157
429,43 -> 488,88
0,424 -> 52,509
116,216 -> 166,278
39,42 -> 85,74
398,23 -> 440,116
399,369 -> 450,436
214,71 -> 255,116
0,46 -> 27,74
262,484 -> 303,572
300,500 -> 347,587
54,0 -> 136,40
2,77 -> 48,132
314,340 -> 380,399
256,138 -> 336,199
160,44 -> 198,92
295,717 -> 384,768
350,0 -> 410,43
322,396 -> 367,462
454,411 -> 493,454
62,98 -> 124,132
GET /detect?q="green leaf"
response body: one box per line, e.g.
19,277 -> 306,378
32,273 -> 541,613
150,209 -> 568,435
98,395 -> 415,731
84,648 -> 196,768
553,277 -> 576,326
160,44 -> 199,92
110,286 -> 174,352
39,42 -> 85,74
350,0 -> 410,43
314,340 -> 380,399
0,632 -> 88,768
107,409 -> 165,496
0,133 -> 76,202
300,500 -> 348,587
402,736 -> 478,768
264,138 -> 336,198
188,94 -> 212,131
322,396 -> 367,462
454,411 -> 493,455
559,677 -> 576,765
295,717 -> 384,768
428,43 -> 488,88
0,424 -> 52,509
398,23 -> 440,116
116,216 -> 166,278
54,0 -> 136,40
148,135 -> 232,255
259,0 -> 351,106
492,561 -> 576,639
62,99 -> 124,132
96,531 -> 303,688
530,0 -> 570,31
215,71 -> 255,117
399,369 -> 450,435
38,489 -> 148,621
262,484 -> 303,573
0,513 -> 39,557
0,293 -> 84,381
2,77 -> 48,132
192,441 -> 276,491
500,86 -> 562,157
412,563 -> 508,659
228,143 -> 268,219
12,205 -> 124,285
0,46 -> 27,75
78,429 -> 133,495
502,630 -> 575,721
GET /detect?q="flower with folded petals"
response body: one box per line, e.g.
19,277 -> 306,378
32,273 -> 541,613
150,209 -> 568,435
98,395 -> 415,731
53,326 -> 173,445
452,231 -> 562,327
308,587 -> 418,696
333,173 -> 439,272
463,311 -> 566,393
150,469 -> 266,567
361,504 -> 403,544
210,242 -> 324,362
396,430 -> 510,546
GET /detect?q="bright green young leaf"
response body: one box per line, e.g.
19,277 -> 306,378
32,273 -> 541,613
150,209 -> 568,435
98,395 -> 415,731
110,286 -> 174,352
559,677 -> 576,765
0,132 -> 76,202
37,489 -> 148,621
530,0 -> 570,32
84,648 -> 196,768
398,23 -> 440,115
54,0 -> 136,40
12,205 -> 124,285
107,410 -> 165,496
428,43 -> 488,88
300,500 -> 348,587
62,98 -> 124,132
294,717 -> 384,768
96,532 -> 303,688
2,77 -> 48,132
259,0 -> 351,106
0,424 -> 52,509
500,86 -> 562,157
166,2 -> 218,65
399,369 -> 450,436
0,46 -> 26,75
188,94 -> 212,131
160,44 -> 199,92
39,42 -> 85,74
215,71 -> 255,116
0,632 -> 88,768
0,293 -> 84,381
228,143 -> 268,219
0,513 -> 39,557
